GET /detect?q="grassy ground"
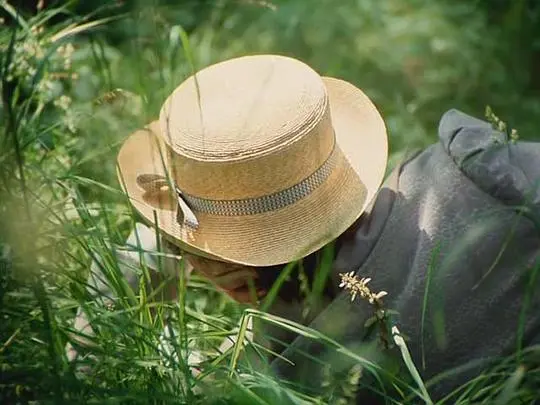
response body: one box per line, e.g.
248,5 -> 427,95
1,1 -> 540,404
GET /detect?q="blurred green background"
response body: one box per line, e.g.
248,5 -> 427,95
3,0 -> 540,189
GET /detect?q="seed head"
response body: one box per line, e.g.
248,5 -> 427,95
339,271 -> 388,305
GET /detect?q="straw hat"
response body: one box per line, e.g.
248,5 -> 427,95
117,55 -> 388,266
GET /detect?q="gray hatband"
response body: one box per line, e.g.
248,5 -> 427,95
136,142 -> 339,228
181,143 -> 339,216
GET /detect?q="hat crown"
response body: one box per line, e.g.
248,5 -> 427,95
158,55 -> 337,200
159,55 -> 329,161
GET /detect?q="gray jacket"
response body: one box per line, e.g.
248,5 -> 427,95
271,109 -> 540,399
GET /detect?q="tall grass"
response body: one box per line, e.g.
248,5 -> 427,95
1,1 -> 540,404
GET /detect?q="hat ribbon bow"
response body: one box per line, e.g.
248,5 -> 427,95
135,174 -> 200,229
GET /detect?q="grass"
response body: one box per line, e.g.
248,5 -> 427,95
1,0 -> 540,404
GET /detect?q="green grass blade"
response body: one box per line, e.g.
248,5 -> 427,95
493,365 -> 526,405
228,312 -> 253,377
421,242 -> 440,370
260,261 -> 298,312
50,16 -> 120,43
392,326 -> 433,404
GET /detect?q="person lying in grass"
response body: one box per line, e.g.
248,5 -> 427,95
67,54 -> 540,401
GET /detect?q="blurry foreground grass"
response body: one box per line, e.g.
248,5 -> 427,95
1,1 -> 540,403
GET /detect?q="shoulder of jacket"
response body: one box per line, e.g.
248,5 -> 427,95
436,109 -> 540,210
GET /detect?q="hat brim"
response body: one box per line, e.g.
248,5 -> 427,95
116,77 -> 388,266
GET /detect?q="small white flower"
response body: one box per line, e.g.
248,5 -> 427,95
54,94 -> 72,110
375,291 -> 388,300
64,43 -> 75,56
392,326 -> 405,346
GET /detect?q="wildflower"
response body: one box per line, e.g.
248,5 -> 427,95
510,128 -> 519,142
54,95 -> 72,111
339,271 -> 388,305
373,290 -> 388,302
62,43 -> 74,69
340,272 -> 392,348
30,24 -> 45,36
64,111 -> 77,133
64,43 -> 75,57
391,326 -> 405,346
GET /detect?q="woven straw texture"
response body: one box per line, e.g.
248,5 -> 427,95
117,55 -> 387,266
